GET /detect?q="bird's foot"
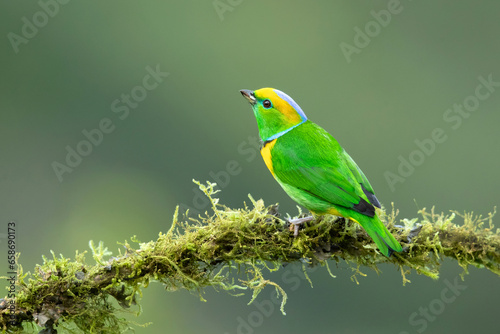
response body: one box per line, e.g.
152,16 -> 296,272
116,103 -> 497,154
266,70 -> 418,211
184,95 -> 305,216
394,223 -> 423,244
288,215 -> 315,236
406,223 -> 423,244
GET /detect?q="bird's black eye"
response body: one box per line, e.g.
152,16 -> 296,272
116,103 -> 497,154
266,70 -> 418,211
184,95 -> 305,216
263,99 -> 272,109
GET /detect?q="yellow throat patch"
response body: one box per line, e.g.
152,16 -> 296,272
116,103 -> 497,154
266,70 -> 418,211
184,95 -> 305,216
260,139 -> 277,176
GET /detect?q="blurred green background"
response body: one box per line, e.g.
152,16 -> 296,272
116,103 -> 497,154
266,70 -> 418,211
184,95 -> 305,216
1,1 -> 499,333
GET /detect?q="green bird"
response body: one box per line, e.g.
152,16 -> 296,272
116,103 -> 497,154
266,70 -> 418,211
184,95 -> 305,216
240,87 -> 402,257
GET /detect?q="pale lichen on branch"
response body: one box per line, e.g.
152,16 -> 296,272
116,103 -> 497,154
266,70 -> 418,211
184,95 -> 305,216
1,181 -> 498,333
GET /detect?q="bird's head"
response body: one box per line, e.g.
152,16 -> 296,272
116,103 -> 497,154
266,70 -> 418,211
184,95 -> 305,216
240,88 -> 307,142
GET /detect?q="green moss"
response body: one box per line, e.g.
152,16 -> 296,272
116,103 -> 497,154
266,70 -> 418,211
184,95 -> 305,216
1,181 -> 498,333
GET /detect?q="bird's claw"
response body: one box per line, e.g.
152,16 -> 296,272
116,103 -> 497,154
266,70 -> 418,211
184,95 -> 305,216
288,216 -> 315,237
406,224 -> 423,243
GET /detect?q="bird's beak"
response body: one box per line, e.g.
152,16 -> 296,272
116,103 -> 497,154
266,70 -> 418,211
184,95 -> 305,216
240,89 -> 256,105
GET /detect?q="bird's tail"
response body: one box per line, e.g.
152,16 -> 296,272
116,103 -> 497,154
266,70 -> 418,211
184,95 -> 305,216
351,213 -> 402,257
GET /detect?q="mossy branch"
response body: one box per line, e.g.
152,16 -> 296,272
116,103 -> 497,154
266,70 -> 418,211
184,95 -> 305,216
1,181 -> 499,333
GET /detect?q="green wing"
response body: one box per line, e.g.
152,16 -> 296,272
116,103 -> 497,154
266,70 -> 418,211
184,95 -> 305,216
270,121 -> 376,216
343,151 -> 381,208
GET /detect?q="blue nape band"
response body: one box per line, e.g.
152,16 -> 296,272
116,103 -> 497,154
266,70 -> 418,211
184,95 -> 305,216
273,89 -> 308,122
264,120 -> 306,142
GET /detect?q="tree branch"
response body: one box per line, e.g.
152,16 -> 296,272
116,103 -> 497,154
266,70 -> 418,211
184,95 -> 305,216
1,181 -> 499,333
